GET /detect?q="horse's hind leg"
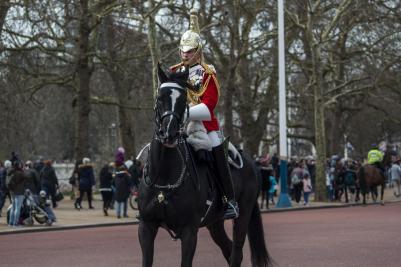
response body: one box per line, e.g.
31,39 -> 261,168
231,211 -> 253,267
380,184 -> 385,205
138,221 -> 158,267
207,221 -> 232,263
371,186 -> 378,203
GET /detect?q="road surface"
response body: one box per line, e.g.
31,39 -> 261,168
1,203 -> 400,267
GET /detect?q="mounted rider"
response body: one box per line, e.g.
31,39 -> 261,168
367,143 -> 385,176
169,10 -> 239,220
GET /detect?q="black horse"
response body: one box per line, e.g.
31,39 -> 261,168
137,65 -> 272,267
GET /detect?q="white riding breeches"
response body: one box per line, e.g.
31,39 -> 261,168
208,131 -> 223,147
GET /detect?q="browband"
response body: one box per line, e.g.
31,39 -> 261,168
160,82 -> 185,90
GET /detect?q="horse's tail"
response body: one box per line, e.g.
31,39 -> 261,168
248,203 -> 273,267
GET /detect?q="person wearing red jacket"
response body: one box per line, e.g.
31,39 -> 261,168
169,11 -> 238,220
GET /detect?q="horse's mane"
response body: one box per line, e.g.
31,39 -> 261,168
166,70 -> 189,89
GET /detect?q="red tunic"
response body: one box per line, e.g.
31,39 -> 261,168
170,63 -> 220,132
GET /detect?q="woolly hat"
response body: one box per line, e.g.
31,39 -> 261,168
115,147 -> 125,167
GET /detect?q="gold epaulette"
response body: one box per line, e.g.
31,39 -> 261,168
187,62 -> 220,105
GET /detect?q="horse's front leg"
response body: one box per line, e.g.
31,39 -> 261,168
139,221 -> 159,267
180,226 -> 199,267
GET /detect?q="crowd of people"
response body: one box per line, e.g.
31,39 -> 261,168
0,153 -> 59,226
255,143 -> 401,208
256,155 -> 316,208
68,147 -> 142,219
2,142 -> 400,226
0,146 -> 143,227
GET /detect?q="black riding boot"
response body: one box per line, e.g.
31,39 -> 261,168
212,143 -> 239,220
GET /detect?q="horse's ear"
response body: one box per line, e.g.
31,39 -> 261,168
157,62 -> 169,84
182,66 -> 189,81
174,66 -> 189,88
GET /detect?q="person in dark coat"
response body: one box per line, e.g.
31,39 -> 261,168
113,148 -> 132,218
40,160 -> 59,208
128,159 -> 142,190
75,157 -> 96,210
24,161 -> 41,202
7,161 -> 26,226
99,163 -> 113,216
113,166 -> 131,218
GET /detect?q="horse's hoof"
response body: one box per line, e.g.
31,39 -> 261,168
381,201 -> 385,206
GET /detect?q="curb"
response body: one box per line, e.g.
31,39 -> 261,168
1,199 -> 400,236
261,198 -> 401,214
0,220 -> 140,236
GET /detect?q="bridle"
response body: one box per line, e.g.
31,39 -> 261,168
154,82 -> 189,144
143,82 -> 191,190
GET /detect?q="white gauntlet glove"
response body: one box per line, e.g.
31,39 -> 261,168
187,103 -> 211,121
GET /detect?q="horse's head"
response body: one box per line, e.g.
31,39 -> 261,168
154,63 -> 189,147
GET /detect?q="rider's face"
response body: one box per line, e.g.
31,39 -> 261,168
180,48 -> 199,66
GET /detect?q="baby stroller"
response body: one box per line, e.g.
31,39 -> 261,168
7,189 -> 51,226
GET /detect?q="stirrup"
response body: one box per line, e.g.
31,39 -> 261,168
223,200 -> 239,220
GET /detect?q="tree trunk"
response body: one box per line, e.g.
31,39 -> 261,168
147,0 -> 159,99
117,96 -> 136,158
74,0 -> 92,160
327,108 -> 343,156
306,12 -> 327,202
103,15 -> 137,158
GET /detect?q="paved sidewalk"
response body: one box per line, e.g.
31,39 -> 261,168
0,195 -> 140,235
1,188 -> 400,235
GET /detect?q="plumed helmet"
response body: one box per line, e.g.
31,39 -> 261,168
179,9 -> 202,52
180,30 -> 202,52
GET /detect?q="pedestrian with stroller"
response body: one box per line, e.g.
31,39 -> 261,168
40,160 -> 59,208
24,161 -> 40,203
38,190 -> 56,225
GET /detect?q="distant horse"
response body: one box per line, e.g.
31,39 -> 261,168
137,64 -> 272,267
357,150 -> 392,205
